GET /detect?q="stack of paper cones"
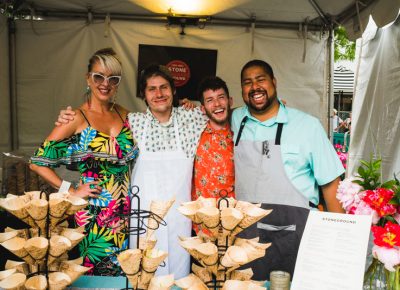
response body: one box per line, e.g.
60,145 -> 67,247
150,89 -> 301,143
49,195 -> 71,228
59,261 -> 91,284
234,238 -> 271,262
194,243 -> 219,275
48,235 -> 72,265
221,280 -> 266,290
0,196 -> 36,227
0,191 -> 90,290
221,208 -> 243,237
196,207 -> 220,238
230,268 -> 254,281
217,197 -> 236,209
139,235 -> 157,251
25,199 -> 48,233
231,206 -> 272,236
138,248 -> 168,289
191,264 -> 212,283
146,198 -> 175,238
65,195 -> 87,216
175,274 -> 208,290
234,201 -> 261,212
24,237 -> 49,264
179,237 -> 205,261
48,272 -> 71,290
178,201 -> 201,224
0,231 -> 19,243
24,191 -> 42,200
117,249 -> 142,288
0,272 -> 26,290
4,261 -> 28,275
25,275 -> 47,290
0,269 -> 16,281
219,246 -> 248,272
1,237 -> 35,265
148,274 -> 174,290
60,228 -> 85,249
196,196 -> 217,208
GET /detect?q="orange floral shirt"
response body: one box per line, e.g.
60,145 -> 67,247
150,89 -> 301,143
192,122 -> 235,201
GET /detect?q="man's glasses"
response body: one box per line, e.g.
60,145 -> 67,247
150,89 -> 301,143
90,72 -> 121,86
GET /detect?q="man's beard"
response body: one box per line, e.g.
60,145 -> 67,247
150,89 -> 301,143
246,88 -> 276,113
205,108 -> 230,126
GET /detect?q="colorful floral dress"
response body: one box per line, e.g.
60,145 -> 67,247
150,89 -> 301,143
31,110 -> 139,276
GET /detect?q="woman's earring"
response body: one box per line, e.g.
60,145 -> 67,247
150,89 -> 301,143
85,86 -> 91,108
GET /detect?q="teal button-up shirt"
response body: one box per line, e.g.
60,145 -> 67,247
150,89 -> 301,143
231,102 -> 344,205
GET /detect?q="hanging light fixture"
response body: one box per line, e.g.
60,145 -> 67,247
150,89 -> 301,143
166,8 -> 210,35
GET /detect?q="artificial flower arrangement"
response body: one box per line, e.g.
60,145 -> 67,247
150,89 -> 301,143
336,158 -> 400,289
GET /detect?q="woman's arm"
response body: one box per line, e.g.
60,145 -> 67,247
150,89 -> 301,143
30,110 -> 101,198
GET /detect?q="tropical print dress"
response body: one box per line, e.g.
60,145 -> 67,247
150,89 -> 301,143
31,110 -> 139,276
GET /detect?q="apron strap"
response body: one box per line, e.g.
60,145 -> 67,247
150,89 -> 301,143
275,123 -> 284,145
235,116 -> 248,146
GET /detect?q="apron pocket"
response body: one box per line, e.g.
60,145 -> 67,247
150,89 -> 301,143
257,222 -> 299,279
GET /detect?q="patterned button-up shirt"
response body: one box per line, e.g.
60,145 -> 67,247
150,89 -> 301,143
191,121 -> 235,201
128,107 -> 207,159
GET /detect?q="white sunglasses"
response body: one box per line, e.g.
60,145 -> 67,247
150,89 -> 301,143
90,72 -> 121,86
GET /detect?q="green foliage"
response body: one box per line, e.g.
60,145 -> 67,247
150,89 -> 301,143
353,158 -> 382,190
334,26 -> 356,61
353,157 -> 400,203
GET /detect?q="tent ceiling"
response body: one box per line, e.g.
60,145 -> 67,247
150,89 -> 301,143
5,0 -> 397,34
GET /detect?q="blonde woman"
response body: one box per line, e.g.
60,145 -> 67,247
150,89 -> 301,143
30,48 -> 139,276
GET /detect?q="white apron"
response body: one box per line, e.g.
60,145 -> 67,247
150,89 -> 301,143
130,116 -> 193,279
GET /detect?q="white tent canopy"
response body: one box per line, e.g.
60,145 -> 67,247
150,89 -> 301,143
348,15 -> 400,180
0,0 -> 399,180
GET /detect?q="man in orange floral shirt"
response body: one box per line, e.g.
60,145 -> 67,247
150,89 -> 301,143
192,76 -> 235,203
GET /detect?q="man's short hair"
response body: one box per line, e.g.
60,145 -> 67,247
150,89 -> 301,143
139,64 -> 177,103
197,76 -> 230,105
240,59 -> 274,81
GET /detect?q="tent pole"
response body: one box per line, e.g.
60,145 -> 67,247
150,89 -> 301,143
327,26 -> 334,140
8,18 -> 18,150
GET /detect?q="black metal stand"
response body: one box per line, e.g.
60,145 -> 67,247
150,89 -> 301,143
111,185 -> 167,290
25,187 -> 53,284
203,190 -> 233,290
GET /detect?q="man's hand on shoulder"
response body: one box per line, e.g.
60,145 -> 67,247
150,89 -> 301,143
179,98 -> 198,110
55,106 -> 76,126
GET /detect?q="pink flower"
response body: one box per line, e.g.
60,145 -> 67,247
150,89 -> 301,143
335,144 -> 343,150
336,177 -> 363,211
352,200 -> 380,224
372,245 -> 400,271
394,213 -> 400,224
363,188 -> 395,209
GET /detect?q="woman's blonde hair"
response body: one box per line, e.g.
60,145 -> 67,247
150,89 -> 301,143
88,48 -> 122,76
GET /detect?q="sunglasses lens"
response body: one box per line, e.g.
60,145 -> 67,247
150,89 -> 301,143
92,73 -> 105,84
109,77 -> 120,86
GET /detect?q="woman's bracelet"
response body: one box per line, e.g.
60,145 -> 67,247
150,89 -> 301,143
59,180 -> 72,193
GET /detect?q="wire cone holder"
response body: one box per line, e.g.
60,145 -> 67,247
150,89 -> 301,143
115,186 -> 174,290
177,190 -> 273,290
0,187 -> 91,290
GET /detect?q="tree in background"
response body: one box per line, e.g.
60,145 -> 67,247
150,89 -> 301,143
334,26 -> 356,61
